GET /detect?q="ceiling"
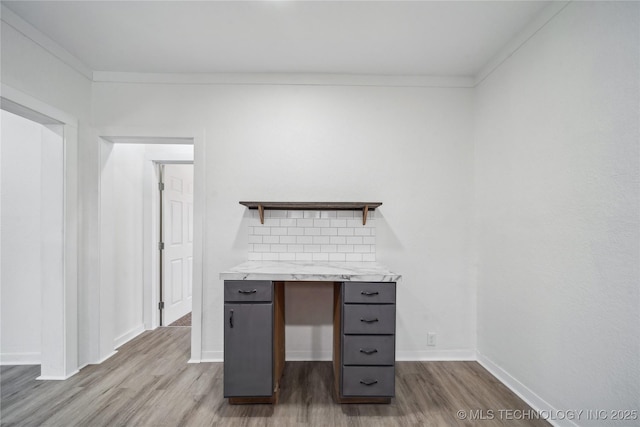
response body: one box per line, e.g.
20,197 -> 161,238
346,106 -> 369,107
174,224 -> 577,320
2,1 -> 551,77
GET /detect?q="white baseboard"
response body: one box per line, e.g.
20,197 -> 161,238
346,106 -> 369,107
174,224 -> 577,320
114,324 -> 146,349
93,350 -> 118,365
0,352 -> 41,365
477,352 -> 577,427
396,349 -> 476,361
37,369 -> 79,381
199,349 -> 476,363
285,350 -> 333,361
199,350 -> 333,362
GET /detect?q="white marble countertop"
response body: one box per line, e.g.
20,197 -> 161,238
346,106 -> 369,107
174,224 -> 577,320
219,261 -> 401,282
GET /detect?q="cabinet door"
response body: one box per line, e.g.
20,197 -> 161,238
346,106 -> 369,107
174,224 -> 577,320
224,303 -> 273,397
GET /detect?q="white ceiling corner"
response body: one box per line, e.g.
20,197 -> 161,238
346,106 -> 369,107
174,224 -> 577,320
0,3 -> 93,80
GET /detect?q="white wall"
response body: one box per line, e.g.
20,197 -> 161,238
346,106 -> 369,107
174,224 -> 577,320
474,2 -> 639,425
285,282 -> 334,361
102,143 -> 147,347
92,82 -> 476,361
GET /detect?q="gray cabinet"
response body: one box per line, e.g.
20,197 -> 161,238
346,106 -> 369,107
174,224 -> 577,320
224,280 -> 273,398
338,282 -> 396,400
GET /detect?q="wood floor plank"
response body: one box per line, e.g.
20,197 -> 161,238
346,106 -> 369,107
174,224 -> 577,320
1,328 -> 549,426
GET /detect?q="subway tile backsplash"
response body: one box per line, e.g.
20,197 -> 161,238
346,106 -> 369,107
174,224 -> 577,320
248,210 -> 376,262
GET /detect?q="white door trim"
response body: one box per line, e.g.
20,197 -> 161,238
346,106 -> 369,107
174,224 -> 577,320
1,84 -> 79,379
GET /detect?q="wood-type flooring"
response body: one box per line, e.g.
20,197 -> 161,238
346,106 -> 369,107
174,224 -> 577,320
1,327 -> 549,426
167,312 -> 192,327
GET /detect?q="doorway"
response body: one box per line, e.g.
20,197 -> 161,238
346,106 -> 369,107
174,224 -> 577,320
159,163 -> 194,326
0,107 -> 68,378
98,139 -> 194,355
1,89 -> 79,379
0,109 -> 63,366
98,131 -> 202,362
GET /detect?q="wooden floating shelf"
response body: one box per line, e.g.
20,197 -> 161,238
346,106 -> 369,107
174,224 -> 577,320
239,201 -> 382,225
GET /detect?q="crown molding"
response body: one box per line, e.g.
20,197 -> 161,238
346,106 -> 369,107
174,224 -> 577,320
92,71 -> 475,88
474,1 -> 571,87
1,4 -> 93,80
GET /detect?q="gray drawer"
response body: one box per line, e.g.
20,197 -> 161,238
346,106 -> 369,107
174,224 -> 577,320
343,335 -> 395,366
342,366 -> 395,397
344,282 -> 396,304
224,280 -> 272,302
343,304 -> 395,335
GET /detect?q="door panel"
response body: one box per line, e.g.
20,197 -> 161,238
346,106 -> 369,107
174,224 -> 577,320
170,200 -> 183,244
224,303 -> 273,397
170,259 -> 183,303
162,164 -> 194,325
187,256 -> 193,298
187,202 -> 193,243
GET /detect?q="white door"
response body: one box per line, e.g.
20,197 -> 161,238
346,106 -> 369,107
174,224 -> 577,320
161,164 -> 194,325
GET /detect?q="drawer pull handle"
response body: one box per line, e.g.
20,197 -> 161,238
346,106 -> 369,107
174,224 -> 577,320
238,289 -> 257,294
361,291 -> 379,296
360,318 -> 379,323
359,348 -> 378,355
360,379 -> 378,386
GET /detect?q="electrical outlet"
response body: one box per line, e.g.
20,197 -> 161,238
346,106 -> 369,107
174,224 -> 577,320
427,333 -> 436,347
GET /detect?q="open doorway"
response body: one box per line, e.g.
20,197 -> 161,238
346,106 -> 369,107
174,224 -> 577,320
98,139 -> 194,354
1,89 -> 80,379
0,109 -> 63,372
159,163 -> 194,327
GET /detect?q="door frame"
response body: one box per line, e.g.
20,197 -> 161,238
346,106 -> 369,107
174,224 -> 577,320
97,128 -> 205,363
1,84 -> 79,379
